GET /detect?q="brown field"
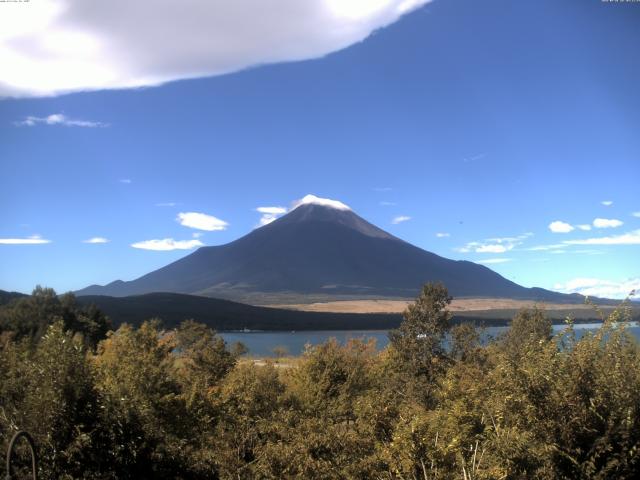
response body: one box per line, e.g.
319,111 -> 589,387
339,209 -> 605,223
267,298 -> 600,314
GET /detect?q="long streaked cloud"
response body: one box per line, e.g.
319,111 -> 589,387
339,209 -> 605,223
593,217 -> 623,229
392,215 -> 411,224
457,233 -> 532,254
14,113 -> 107,127
83,237 -> 109,244
435,232 -> 450,238
563,229 -> 640,246
177,212 -> 228,231
0,0 -> 430,97
155,202 -> 177,207
476,258 -> 512,264
0,235 -> 51,245
553,277 -> 639,299
131,238 -> 204,251
633,212 -> 640,218
526,243 -> 565,252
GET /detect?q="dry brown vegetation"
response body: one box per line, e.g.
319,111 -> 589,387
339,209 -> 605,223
268,298 -> 601,314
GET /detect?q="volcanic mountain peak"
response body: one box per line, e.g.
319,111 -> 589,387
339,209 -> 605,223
267,199 -> 395,240
291,194 -> 351,211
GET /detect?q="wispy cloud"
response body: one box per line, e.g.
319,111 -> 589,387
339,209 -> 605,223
593,218 -> 623,229
576,224 -> 592,231
131,238 -> 204,251
83,237 -> 109,244
155,202 -> 177,207
177,212 -> 228,231
526,243 -> 565,252
553,277 -> 639,299
601,200 -> 613,206
392,215 -> 411,224
379,201 -> 397,206
119,178 -> 132,184
549,220 -> 574,233
476,258 -> 512,264
563,229 -> 640,246
476,244 -> 509,253
256,206 -> 288,227
14,114 -> 107,127
457,233 -> 532,254
462,153 -> 487,163
0,235 -> 50,245
373,187 -> 393,192
436,232 -> 450,238
632,212 -> 640,218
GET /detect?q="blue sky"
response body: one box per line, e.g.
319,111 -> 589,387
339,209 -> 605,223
1,0 -> 639,298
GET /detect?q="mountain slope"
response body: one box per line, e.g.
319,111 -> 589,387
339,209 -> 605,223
76,200 -> 574,303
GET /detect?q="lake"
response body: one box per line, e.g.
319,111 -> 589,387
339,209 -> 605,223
220,323 -> 640,357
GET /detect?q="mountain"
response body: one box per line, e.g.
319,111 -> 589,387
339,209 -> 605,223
75,292 -> 402,331
76,196 -> 578,303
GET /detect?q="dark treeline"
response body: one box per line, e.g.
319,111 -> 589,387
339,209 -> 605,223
1,284 -> 639,479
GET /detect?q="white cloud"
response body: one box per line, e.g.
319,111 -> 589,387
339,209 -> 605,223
292,194 -> 351,211
373,187 -> 393,192
379,201 -> 397,206
155,202 -> 177,207
526,243 -> 566,251
177,211 -> 228,231
593,218 -> 623,229
476,258 -> 512,264
601,200 -> 613,206
131,238 -> 204,251
14,113 -> 106,127
192,232 -> 203,239
435,232 -> 450,238
392,215 -> 411,224
632,212 -> 640,218
255,206 -> 288,227
0,234 -> 51,245
571,249 -> 604,255
256,206 -> 287,215
553,277 -> 640,300
549,221 -> 574,233
476,244 -> 509,253
576,224 -> 592,231
83,237 -> 109,244
457,233 -> 531,254
0,0 -> 431,97
563,229 -> 640,246
119,178 -> 132,184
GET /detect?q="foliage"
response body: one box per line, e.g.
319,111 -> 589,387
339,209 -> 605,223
0,286 -> 111,347
1,284 -> 639,479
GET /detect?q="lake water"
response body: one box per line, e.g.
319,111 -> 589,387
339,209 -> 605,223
220,323 -> 640,357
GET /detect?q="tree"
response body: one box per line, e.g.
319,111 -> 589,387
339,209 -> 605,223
388,282 -> 453,405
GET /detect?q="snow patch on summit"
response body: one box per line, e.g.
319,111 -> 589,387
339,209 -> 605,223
292,194 -> 351,211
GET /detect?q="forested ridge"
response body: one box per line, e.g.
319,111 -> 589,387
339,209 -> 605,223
1,284 -> 639,479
